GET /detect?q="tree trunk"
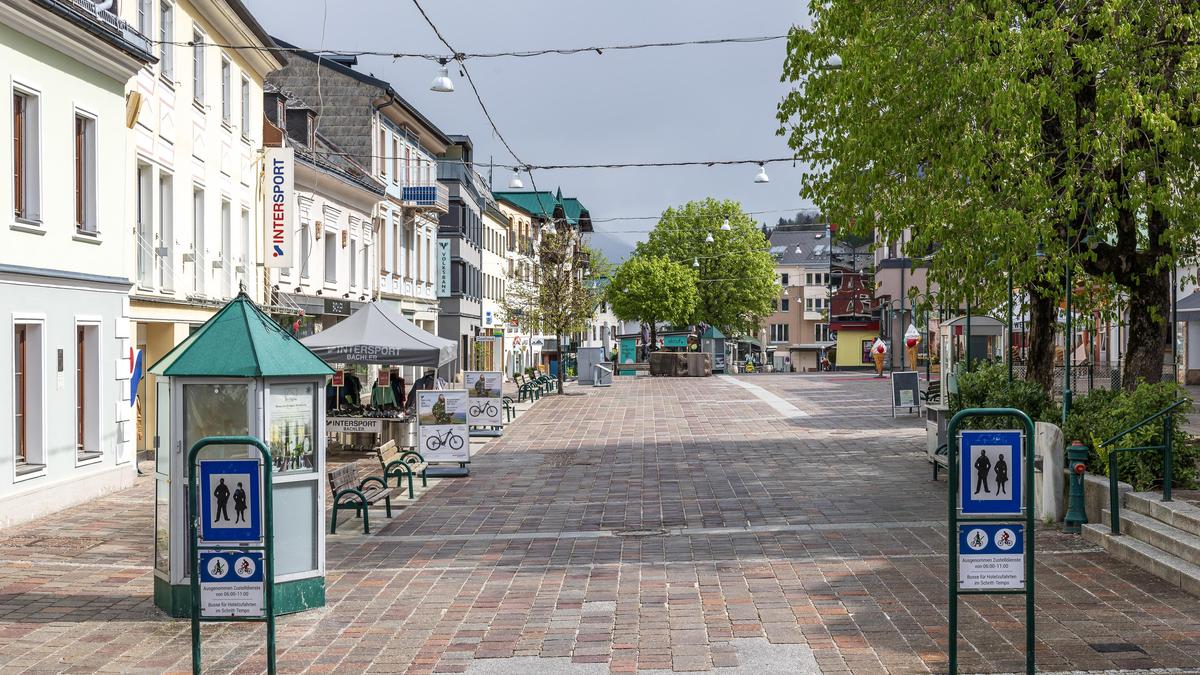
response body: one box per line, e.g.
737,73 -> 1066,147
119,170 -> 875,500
1024,285 -> 1058,395
649,321 -> 658,360
556,331 -> 565,392
1123,268 -> 1171,389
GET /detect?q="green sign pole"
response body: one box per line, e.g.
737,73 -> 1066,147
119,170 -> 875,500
188,436 -> 276,675
947,408 -> 1035,675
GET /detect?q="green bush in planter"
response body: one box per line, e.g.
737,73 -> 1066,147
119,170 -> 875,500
949,361 -> 1059,429
1063,381 -> 1195,491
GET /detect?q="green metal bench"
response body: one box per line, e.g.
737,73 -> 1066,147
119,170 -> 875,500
516,374 -> 541,402
502,395 -> 515,423
373,439 -> 427,499
328,463 -> 391,534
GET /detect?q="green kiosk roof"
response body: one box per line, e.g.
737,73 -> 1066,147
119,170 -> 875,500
149,293 -> 334,378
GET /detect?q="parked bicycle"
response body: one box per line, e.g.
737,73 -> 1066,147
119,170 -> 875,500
424,428 -> 464,452
469,402 -> 499,418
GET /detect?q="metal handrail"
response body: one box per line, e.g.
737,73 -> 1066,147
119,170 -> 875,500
1099,399 -> 1187,534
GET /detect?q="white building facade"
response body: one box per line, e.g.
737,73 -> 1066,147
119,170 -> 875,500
0,0 -> 153,526
123,0 -> 283,460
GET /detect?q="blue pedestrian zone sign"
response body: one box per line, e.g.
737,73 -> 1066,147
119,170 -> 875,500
199,459 -> 262,544
958,523 -> 1025,590
199,550 -> 264,617
959,430 -> 1023,516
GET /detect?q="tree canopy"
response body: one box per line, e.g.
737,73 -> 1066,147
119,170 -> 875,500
636,199 -> 778,336
607,255 -> 699,342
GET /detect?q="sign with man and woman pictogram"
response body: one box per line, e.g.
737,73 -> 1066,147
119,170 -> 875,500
199,459 -> 262,544
958,430 -> 1023,516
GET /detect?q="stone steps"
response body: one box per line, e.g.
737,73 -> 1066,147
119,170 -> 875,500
1082,492 -> 1200,596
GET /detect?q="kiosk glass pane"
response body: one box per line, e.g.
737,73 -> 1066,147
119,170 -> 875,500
273,481 -> 317,575
155,380 -> 171,473
268,383 -> 315,474
155,477 -> 169,572
182,383 -> 250,459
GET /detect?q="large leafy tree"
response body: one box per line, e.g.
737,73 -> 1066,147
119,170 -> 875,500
636,199 -> 777,336
778,0 -> 1200,391
607,255 -> 699,351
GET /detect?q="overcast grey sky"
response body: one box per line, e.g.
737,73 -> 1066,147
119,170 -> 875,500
245,0 -> 815,259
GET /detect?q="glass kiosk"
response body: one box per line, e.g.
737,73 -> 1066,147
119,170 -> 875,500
149,294 -> 333,617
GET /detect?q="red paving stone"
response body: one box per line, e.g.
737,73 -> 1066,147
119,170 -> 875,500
2,375 -> 1200,673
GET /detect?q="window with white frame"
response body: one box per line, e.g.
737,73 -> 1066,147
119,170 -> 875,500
136,162 -> 154,286
781,297 -> 790,312
137,0 -> 152,35
240,207 -> 251,288
12,87 -> 41,223
324,232 -> 336,283
75,323 -> 100,462
770,323 -> 789,343
192,186 -> 205,294
159,2 -> 174,81
220,57 -> 231,124
240,76 -> 250,139
349,237 -> 357,287
13,320 -> 44,471
192,28 -> 205,104
73,112 -> 97,233
159,173 -> 174,291
220,199 -> 231,296
805,297 -> 827,312
815,323 -> 831,342
780,273 -> 790,286
299,219 -> 310,279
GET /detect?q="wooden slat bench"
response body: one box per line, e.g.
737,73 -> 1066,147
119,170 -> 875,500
922,381 -> 942,404
373,439 -> 428,499
327,464 -> 391,534
932,443 -> 949,480
515,374 -> 541,402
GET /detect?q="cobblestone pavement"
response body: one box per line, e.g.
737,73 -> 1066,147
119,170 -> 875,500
4,374 -> 1200,673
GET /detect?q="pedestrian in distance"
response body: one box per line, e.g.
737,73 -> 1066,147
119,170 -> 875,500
994,453 -> 1009,496
974,449 -> 992,495
213,478 -> 231,523
233,482 -> 247,523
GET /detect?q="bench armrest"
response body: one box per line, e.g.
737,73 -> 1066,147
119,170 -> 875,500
399,450 -> 426,465
333,487 -> 368,504
358,476 -> 388,491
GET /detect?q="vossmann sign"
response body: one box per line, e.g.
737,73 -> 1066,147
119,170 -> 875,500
264,147 -> 294,269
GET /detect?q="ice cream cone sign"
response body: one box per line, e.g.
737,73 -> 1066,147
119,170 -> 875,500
904,324 -> 921,368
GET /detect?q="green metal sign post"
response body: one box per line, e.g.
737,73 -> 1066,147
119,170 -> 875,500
947,408 -> 1036,674
188,436 -> 276,674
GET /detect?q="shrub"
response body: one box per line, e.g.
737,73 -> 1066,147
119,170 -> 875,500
1063,381 -> 1196,491
949,361 -> 1058,429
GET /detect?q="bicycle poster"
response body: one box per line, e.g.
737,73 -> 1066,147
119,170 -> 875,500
417,390 -> 470,463
464,371 -> 502,427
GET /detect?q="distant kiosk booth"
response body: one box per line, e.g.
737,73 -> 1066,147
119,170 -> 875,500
150,294 -> 333,617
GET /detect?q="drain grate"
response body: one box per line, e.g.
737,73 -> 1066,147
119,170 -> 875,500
1089,642 -> 1146,654
614,528 -> 667,538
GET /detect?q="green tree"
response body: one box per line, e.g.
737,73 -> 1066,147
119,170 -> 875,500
778,0 -> 1200,391
636,199 -> 777,336
607,255 -> 699,351
501,225 -> 599,392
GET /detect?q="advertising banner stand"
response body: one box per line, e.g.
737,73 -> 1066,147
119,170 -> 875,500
465,371 -> 503,438
188,436 -> 277,674
947,409 -> 1036,674
890,371 -> 921,418
417,389 -> 470,477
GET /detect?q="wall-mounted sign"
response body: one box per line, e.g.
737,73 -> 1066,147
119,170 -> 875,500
263,147 -> 294,268
437,239 -> 451,297
323,298 -> 349,316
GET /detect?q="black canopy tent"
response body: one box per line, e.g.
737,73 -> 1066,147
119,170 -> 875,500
301,301 -> 457,368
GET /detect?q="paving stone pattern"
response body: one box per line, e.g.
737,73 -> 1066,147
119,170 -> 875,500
3,374 -> 1200,673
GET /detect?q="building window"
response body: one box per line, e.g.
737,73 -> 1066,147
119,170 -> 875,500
324,233 -> 336,283
74,113 -> 97,233
136,162 -> 154,286
299,220 -> 310,279
13,321 -> 44,471
239,76 -> 250,138
770,323 -> 789,343
240,207 -> 251,288
349,238 -> 358,287
806,297 -> 827,312
159,173 -> 174,291
138,0 -> 152,35
192,187 -> 204,294
12,88 -> 40,222
220,57 -> 231,124
159,2 -> 173,81
781,297 -> 790,312
220,199 -> 232,297
192,29 -> 205,105
780,273 -> 789,286
815,323 -> 830,342
361,241 -> 369,289
75,324 -> 100,462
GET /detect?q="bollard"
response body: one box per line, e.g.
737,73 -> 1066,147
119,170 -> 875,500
1064,440 -> 1089,534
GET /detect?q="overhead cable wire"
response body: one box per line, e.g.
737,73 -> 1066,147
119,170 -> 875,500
152,33 -> 789,62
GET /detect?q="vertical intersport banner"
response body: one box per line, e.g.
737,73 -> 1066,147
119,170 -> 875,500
263,147 -> 294,268
464,371 -> 503,426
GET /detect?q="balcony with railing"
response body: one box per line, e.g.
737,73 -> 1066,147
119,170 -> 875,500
56,0 -> 152,54
399,183 -> 449,214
